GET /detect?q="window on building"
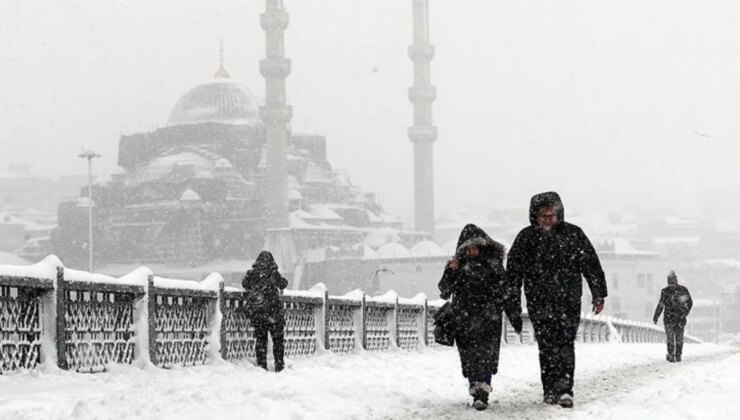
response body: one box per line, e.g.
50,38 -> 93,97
637,273 -> 645,288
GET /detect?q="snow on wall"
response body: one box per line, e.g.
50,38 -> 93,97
0,255 -> 61,280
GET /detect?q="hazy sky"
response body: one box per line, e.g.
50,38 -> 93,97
2,0 -> 740,225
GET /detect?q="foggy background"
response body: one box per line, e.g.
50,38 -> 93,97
2,0 -> 740,225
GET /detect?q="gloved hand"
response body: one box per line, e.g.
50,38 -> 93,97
509,315 -> 523,334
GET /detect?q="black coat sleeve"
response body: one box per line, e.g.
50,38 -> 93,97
438,266 -> 458,300
653,289 -> 666,322
683,287 -> 693,316
242,270 -> 254,290
501,264 -> 522,327
576,227 -> 607,304
504,230 -> 527,306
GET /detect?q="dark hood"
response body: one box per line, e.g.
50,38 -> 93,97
455,223 -> 506,260
528,191 -> 565,226
252,250 -> 279,273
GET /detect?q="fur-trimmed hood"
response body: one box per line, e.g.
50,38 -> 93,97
529,191 -> 565,226
455,223 -> 506,260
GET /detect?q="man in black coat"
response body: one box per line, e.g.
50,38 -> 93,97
507,192 -> 607,408
438,224 -> 522,411
243,251 -> 289,372
653,270 -> 693,362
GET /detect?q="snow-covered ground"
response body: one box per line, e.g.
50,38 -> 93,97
0,343 -> 737,420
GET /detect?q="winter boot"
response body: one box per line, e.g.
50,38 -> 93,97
543,394 -> 557,405
666,354 -> 675,363
557,394 -> 574,408
469,382 -> 491,411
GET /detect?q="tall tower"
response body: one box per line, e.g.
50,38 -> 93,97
260,0 -> 296,272
408,0 -> 437,235
261,0 -> 292,228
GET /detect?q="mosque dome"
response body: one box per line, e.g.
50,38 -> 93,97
167,68 -> 260,127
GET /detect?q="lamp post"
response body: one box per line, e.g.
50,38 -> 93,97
77,150 -> 100,272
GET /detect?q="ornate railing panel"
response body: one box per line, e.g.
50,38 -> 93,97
0,284 -> 44,373
63,283 -> 142,373
282,297 -> 321,357
397,305 -> 423,350
152,292 -> 212,368
220,292 -> 255,362
326,300 -> 359,353
364,303 -> 391,351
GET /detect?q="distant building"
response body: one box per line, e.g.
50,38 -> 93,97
52,66 -> 414,275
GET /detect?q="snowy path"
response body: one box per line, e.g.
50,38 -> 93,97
0,344 -> 737,420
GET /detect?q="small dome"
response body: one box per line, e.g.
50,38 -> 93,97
180,188 -> 201,202
214,158 -> 233,169
376,243 -> 410,259
410,240 -> 444,257
167,78 -> 260,126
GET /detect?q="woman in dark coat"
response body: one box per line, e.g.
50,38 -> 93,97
242,251 -> 289,372
438,224 -> 522,411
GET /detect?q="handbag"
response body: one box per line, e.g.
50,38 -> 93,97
432,301 -> 457,346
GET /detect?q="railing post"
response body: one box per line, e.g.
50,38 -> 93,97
361,293 -> 367,350
219,281 -> 227,360
392,296 -> 399,348
147,275 -> 157,366
422,299 -> 428,347
324,289 -> 330,351
55,266 -> 67,370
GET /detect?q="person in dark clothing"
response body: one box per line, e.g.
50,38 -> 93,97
653,270 -> 693,363
242,251 -> 289,372
507,192 -> 607,408
438,224 -> 523,411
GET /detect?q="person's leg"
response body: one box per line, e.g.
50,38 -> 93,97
675,323 -> 685,362
254,323 -> 269,370
665,323 -> 675,362
532,317 -> 558,402
271,319 -> 286,372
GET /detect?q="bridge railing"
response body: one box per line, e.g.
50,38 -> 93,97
0,256 -> 700,374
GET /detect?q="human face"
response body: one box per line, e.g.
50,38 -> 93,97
537,207 -> 558,230
465,245 -> 480,258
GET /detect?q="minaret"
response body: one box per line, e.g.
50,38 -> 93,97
214,38 -> 230,78
260,0 -> 296,273
408,0 -> 437,235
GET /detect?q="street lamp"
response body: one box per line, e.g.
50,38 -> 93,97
77,149 -> 100,273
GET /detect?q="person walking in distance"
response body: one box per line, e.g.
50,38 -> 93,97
242,251 -> 289,372
507,192 -> 608,408
653,270 -> 693,362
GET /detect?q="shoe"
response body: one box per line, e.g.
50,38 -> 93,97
675,355 -> 682,362
666,354 -> 675,363
557,394 -> 574,408
543,394 -> 557,405
468,383 -> 490,411
472,399 -> 488,411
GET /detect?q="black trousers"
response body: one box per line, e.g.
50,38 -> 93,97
531,310 -> 580,398
254,318 -> 285,371
664,322 -> 685,360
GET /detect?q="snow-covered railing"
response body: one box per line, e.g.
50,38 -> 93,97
0,256 -> 700,374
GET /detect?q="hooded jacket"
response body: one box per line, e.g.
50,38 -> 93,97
507,192 -> 607,318
242,251 -> 289,323
437,224 -> 522,377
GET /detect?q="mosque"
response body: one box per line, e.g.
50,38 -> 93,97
51,0 -> 440,289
